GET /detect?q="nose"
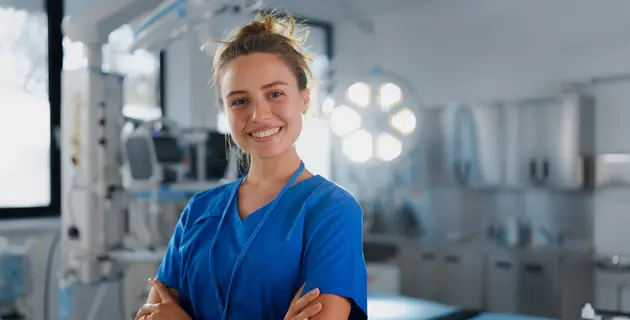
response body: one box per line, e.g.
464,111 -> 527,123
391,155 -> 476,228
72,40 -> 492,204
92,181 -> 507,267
251,98 -> 272,121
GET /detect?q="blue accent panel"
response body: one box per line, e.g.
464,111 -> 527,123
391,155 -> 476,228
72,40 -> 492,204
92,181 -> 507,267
134,0 -> 186,38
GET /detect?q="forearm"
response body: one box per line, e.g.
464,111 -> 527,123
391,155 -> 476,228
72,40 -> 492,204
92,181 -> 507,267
305,294 -> 351,320
146,287 -> 180,304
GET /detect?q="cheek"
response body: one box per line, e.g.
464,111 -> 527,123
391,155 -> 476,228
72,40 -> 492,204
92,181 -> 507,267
227,110 -> 247,136
227,109 -> 242,125
277,99 -> 304,124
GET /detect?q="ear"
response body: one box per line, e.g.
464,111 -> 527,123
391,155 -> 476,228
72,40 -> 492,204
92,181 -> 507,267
300,88 -> 310,115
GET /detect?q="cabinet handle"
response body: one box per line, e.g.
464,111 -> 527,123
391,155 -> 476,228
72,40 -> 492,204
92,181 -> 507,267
529,159 -> 537,180
530,159 -> 545,185
463,161 -> 471,181
524,263 -> 544,274
454,161 -> 466,185
542,159 -> 550,179
495,261 -> 512,269
421,252 -> 435,261
445,255 -> 460,264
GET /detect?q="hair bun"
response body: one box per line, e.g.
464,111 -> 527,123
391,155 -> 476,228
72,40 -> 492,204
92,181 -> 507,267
234,15 -> 276,40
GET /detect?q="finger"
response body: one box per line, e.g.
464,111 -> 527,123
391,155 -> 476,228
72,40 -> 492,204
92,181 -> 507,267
290,288 -> 320,315
135,304 -> 159,320
291,303 -> 322,320
291,283 -> 306,304
150,278 -> 174,302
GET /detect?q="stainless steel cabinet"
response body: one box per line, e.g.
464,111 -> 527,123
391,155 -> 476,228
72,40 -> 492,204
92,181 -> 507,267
517,254 -> 560,318
485,251 -> 519,313
485,250 -> 561,318
502,101 -> 539,188
398,243 -> 484,309
398,242 -> 442,300
502,94 -> 594,190
440,249 -> 485,309
398,241 -> 429,298
442,103 -> 503,188
542,95 -> 594,189
415,249 -> 441,301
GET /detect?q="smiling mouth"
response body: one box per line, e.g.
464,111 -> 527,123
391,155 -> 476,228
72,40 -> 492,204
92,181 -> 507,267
249,127 -> 284,140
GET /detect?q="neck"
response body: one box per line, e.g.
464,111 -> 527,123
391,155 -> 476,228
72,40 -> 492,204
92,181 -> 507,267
245,148 -> 302,185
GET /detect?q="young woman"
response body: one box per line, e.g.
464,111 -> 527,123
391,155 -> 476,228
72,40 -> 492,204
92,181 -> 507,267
135,13 -> 367,320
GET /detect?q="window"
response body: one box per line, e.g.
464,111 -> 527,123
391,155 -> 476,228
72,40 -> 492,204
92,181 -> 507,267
0,0 -> 62,217
104,24 -> 162,121
64,24 -> 163,121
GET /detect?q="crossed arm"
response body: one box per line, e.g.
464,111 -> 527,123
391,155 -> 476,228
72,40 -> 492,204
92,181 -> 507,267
136,280 -> 350,320
139,196 -> 365,319
303,294 -> 351,319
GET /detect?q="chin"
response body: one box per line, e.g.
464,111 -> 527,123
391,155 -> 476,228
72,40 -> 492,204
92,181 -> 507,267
248,146 -> 291,160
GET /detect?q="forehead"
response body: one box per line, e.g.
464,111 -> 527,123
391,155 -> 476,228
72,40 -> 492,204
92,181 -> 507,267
220,53 -> 297,92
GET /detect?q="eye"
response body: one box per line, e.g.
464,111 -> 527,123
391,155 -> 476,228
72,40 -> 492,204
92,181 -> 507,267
268,91 -> 284,99
230,99 -> 246,107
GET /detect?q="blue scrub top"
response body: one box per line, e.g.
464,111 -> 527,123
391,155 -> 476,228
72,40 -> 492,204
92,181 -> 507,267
155,172 -> 368,320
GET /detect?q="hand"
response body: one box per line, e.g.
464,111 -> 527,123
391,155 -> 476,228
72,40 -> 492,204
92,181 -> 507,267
284,283 -> 322,320
135,279 -> 192,320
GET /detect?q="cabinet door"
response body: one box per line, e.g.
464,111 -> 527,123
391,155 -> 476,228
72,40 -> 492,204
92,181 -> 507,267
485,254 -> 519,313
416,249 -> 441,301
517,256 -> 560,318
453,104 -> 502,188
440,104 -> 464,185
452,104 -> 476,185
503,103 -> 541,188
440,251 -> 484,309
398,241 -> 424,298
468,105 -> 503,187
542,96 -> 592,189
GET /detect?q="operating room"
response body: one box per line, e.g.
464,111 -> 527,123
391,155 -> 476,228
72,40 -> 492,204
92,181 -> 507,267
3,0 -> 630,319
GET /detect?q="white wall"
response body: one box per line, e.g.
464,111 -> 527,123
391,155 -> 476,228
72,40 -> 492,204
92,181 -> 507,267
336,0 -> 630,106
333,0 -> 630,253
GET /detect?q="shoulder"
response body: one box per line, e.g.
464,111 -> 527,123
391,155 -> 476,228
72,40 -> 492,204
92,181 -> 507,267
180,179 -> 240,226
304,178 -> 363,224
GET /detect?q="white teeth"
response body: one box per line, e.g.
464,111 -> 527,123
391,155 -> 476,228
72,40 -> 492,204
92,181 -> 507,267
251,127 -> 280,138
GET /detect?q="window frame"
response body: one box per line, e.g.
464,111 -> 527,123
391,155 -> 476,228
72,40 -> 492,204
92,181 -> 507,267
0,0 -> 63,220
0,0 -> 167,220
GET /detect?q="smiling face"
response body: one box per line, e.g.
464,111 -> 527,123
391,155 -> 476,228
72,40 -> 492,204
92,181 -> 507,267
219,52 -> 310,160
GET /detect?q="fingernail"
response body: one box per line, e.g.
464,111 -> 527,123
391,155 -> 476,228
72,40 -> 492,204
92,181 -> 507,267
313,303 -> 322,309
148,278 -> 153,283
310,288 -> 319,295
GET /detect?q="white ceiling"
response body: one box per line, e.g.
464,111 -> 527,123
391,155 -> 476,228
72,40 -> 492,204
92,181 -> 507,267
264,0 -> 427,23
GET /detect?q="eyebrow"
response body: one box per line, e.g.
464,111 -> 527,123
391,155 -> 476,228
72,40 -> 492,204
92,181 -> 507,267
225,81 -> 290,98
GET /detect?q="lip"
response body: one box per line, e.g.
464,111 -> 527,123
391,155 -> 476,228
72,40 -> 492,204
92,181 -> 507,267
248,126 -> 284,142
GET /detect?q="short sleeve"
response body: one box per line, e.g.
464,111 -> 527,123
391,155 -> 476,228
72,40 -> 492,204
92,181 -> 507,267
301,198 -> 368,319
155,200 -> 191,291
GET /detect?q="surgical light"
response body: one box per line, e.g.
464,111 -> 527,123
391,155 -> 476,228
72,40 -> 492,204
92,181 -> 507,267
342,129 -> 373,163
390,108 -> 417,136
346,82 -> 371,107
330,105 -> 362,137
376,132 -> 402,162
379,83 -> 402,111
330,69 -> 420,164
